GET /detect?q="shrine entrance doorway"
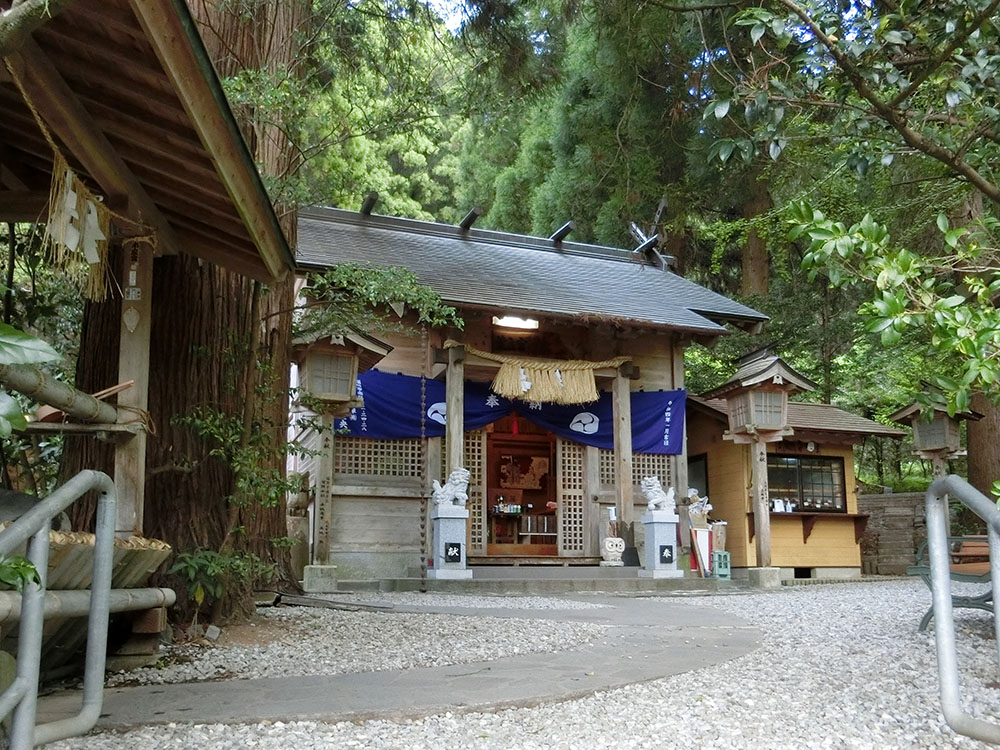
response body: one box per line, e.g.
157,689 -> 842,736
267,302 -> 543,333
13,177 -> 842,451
485,415 -> 558,556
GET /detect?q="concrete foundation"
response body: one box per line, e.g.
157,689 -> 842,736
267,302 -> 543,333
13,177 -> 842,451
638,568 -> 685,579
302,565 -> 339,593
427,567 -> 473,580
747,566 -> 781,589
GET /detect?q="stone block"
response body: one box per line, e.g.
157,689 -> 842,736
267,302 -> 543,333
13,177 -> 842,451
747,566 -> 782,589
427,568 -> 473,580
131,606 -> 168,634
637,568 -> 684,579
303,564 -> 339,593
641,511 -> 680,576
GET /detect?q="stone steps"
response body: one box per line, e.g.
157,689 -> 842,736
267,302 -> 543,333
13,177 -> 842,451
336,574 -> 734,595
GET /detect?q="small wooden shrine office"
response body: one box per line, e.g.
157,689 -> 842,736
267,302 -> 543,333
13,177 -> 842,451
690,350 -> 905,580
292,206 -> 768,581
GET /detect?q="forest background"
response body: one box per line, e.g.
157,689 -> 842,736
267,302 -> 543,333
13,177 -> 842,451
4,0 -> 1000,618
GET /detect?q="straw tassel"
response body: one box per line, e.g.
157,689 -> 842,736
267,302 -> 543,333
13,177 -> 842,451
447,340 -> 631,405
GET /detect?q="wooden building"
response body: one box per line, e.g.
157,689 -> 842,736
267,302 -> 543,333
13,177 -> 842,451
690,353 -> 905,580
293,207 -> 767,581
1,0 -> 295,531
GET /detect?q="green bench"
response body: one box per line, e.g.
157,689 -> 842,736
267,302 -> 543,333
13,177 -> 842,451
906,535 -> 993,632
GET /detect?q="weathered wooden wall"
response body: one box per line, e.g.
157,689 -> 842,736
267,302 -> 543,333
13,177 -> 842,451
687,410 -> 750,566
857,492 -> 924,575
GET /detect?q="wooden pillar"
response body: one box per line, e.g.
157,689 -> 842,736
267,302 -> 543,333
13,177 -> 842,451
445,345 -> 465,472
313,414 -> 334,565
612,368 -> 634,541
584,444 -> 601,554
670,340 -> 690,549
750,438 -> 771,567
426,435 -> 442,556
113,241 -> 152,537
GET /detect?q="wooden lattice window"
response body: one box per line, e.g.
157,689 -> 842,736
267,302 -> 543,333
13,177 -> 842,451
332,437 -> 423,478
633,453 -> 673,491
558,440 -> 586,555
599,449 -> 616,488
465,431 -> 487,553
599,449 -> 673,490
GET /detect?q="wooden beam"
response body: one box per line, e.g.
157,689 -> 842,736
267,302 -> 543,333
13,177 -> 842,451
445,345 -> 465,474
128,0 -> 293,280
0,190 -> 47,222
0,163 -> 30,191
172,227 -> 273,281
4,39 -> 182,254
114,240 -> 153,536
38,28 -> 181,99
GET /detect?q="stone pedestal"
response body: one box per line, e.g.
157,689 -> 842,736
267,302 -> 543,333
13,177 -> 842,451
427,503 -> 473,580
748,566 -> 781,589
302,565 -> 338,593
638,510 -> 684,579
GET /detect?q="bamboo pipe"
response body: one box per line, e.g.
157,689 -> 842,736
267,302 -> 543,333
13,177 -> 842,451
0,364 -> 118,423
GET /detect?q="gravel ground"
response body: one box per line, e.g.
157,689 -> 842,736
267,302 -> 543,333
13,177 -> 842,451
53,579 -> 1000,749
107,596 -> 608,686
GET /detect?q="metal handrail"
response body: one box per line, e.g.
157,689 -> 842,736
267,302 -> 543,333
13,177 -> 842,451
0,470 -> 116,749
925,475 -> 1000,744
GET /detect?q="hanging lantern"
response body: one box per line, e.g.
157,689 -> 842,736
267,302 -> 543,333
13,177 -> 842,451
704,349 -> 815,440
889,400 -> 979,457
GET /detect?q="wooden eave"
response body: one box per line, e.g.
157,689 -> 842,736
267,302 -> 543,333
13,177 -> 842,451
888,402 -> 983,425
0,0 -> 294,282
702,358 -> 817,399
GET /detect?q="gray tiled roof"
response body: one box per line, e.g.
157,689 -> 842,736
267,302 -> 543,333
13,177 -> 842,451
702,349 -> 817,398
695,397 -> 906,438
297,207 -> 768,336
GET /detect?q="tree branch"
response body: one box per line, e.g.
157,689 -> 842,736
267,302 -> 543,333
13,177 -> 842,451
774,0 -> 1000,205
644,0 -> 741,9
888,0 -> 1000,109
0,0 -> 76,57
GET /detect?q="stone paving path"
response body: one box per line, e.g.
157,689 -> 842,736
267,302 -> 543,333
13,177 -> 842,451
38,594 -> 760,729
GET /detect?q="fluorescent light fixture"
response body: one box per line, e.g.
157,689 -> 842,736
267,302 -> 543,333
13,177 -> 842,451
492,315 -> 539,330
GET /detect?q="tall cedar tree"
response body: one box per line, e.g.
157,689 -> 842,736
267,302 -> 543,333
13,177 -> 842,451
64,1 -> 306,620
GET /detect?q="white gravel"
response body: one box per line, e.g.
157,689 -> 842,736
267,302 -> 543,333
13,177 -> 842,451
54,580 -> 1000,749
107,603 -> 608,686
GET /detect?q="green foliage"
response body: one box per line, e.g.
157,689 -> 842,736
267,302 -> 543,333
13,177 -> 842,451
792,200 -> 999,414
172,405 -> 300,513
295,263 -> 462,340
0,555 -> 40,592
220,0 -> 468,218
169,548 -> 276,611
0,322 -> 59,366
717,0 -> 1000,204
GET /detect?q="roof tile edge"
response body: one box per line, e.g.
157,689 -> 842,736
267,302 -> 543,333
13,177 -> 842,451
300,205 -> 666,268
